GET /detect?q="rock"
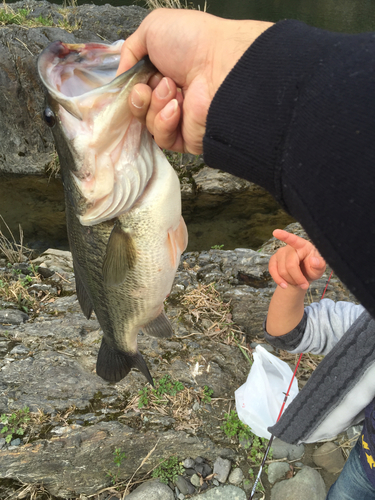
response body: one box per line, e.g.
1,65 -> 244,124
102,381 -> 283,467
183,458 -> 195,468
271,466 -> 326,500
175,476 -> 195,495
10,438 -> 21,446
228,468 -> 244,485
9,344 -> 29,355
312,442 -> 346,473
190,474 -> 201,487
125,480 -> 174,500
190,485 -> 247,499
0,309 -> 29,325
0,421 -> 234,497
0,438 -> 6,449
267,462 -> 291,484
31,248 -> 74,272
213,457 -> 232,483
272,438 -> 305,460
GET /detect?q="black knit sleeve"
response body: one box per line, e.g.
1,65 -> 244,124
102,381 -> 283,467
263,311 -> 308,351
203,20 -> 375,317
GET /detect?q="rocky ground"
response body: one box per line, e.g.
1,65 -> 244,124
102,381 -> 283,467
0,223 -> 361,500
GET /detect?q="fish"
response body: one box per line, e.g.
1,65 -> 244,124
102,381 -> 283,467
37,41 -> 188,385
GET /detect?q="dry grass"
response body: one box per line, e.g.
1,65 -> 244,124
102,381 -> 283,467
181,283 -> 246,345
145,0 -> 207,12
0,216 -> 31,264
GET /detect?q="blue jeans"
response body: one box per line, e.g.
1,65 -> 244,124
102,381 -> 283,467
326,438 -> 375,499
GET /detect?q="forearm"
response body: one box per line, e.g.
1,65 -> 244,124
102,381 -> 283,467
266,285 -> 307,336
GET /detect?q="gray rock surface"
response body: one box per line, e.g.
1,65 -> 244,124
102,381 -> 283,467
268,461 -> 291,484
228,468 -> 244,485
272,438 -> 305,461
312,442 -> 346,473
0,309 -> 29,325
125,480 -> 174,500
213,457 -> 232,483
271,466 -> 326,500
190,485 -> 247,499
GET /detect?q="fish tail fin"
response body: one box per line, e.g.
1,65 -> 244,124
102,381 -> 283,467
142,310 -> 174,338
96,338 -> 154,386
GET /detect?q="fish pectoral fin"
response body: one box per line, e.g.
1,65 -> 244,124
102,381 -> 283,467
73,262 -> 94,319
167,216 -> 188,269
102,221 -> 137,286
142,309 -> 174,339
96,338 -> 154,386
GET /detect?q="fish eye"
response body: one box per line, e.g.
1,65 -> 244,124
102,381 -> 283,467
43,107 -> 56,128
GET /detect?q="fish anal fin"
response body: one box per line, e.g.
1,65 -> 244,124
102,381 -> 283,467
74,263 -> 93,319
103,222 -> 137,286
167,216 -> 188,268
142,310 -> 173,338
96,337 -> 154,386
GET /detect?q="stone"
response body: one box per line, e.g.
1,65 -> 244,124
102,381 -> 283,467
125,480 -> 174,500
10,438 -> 21,446
272,438 -> 305,460
267,462 -> 291,484
189,485 -> 247,499
213,457 -> 232,483
175,476 -> 195,495
0,438 -> 6,449
190,474 -> 201,488
0,309 -> 29,325
271,466 -> 326,500
9,345 -> 29,355
183,458 -> 195,468
228,468 -> 244,485
312,442 -> 346,473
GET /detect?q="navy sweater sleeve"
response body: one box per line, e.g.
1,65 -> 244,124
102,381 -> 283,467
203,20 -> 375,318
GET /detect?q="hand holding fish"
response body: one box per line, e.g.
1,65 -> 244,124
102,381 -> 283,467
116,9 -> 273,154
269,229 -> 327,290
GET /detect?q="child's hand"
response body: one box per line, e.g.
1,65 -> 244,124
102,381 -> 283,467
269,229 -> 327,290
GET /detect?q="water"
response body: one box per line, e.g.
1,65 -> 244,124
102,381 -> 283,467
64,0 -> 375,33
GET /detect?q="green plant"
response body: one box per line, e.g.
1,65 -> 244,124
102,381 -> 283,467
201,385 -> 214,404
0,407 -> 30,444
151,456 -> 184,484
106,448 -> 126,485
138,374 -> 184,409
222,410 -> 253,445
211,244 -> 224,249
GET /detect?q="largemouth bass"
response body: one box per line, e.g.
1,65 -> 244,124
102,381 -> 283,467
38,41 -> 188,385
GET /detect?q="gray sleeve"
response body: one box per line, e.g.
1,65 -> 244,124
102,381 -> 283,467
264,299 -> 365,355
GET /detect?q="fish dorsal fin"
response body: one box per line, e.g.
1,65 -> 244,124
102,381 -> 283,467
102,221 -> 137,286
73,262 -> 93,319
142,310 -> 174,338
96,337 -> 154,386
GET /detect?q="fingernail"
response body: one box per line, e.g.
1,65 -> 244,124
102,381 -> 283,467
161,99 -> 178,120
300,283 -> 309,290
279,282 -> 288,289
156,77 -> 171,99
311,257 -> 321,266
131,88 -> 144,109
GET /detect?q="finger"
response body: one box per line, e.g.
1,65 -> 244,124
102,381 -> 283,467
149,72 -> 163,90
273,229 -> 309,251
153,99 -> 184,152
284,258 -> 310,289
128,84 -> 152,125
146,77 -> 177,128
116,22 -> 150,76
269,254 -> 288,288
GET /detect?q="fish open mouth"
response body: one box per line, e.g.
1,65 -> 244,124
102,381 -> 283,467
38,41 -> 157,226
